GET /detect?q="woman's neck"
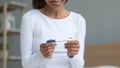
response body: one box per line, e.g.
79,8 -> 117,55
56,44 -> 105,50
40,6 -> 70,19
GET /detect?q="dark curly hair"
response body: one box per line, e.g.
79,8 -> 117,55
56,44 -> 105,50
32,0 -> 68,9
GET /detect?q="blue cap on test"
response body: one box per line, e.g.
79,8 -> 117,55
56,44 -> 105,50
47,39 -> 56,43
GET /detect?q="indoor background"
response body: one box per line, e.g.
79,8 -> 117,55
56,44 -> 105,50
0,0 -> 120,68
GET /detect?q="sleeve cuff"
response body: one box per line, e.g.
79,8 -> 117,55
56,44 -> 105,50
68,55 -> 85,68
34,51 -> 50,64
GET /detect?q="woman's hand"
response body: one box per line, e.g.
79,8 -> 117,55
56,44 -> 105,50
40,42 -> 57,58
65,40 -> 80,58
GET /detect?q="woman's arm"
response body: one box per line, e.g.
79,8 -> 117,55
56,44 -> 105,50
20,13 -> 47,68
69,15 -> 86,68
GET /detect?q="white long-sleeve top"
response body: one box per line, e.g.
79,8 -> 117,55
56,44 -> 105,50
20,9 -> 86,68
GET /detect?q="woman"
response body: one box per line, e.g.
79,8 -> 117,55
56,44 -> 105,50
20,0 -> 86,68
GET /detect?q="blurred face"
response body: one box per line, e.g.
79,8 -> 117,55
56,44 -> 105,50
45,0 -> 66,8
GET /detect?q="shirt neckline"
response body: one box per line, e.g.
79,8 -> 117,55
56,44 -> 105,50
36,9 -> 72,21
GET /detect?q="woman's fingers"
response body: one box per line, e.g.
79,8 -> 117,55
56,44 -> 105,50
66,40 -> 79,45
67,47 -> 79,51
43,48 -> 54,58
65,44 -> 80,48
40,42 -> 56,58
40,40 -> 80,58
64,40 -> 80,57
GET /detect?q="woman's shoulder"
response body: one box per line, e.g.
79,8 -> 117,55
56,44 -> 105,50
71,11 -> 85,19
70,11 -> 86,23
23,9 -> 39,17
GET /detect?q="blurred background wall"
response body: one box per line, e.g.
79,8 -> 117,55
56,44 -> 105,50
0,0 -> 120,68
66,0 -> 120,44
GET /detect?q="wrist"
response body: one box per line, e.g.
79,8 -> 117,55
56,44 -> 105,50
68,55 -> 74,58
67,53 -> 74,58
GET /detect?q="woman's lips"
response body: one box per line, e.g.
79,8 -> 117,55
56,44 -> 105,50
51,1 -> 61,6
